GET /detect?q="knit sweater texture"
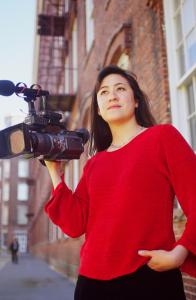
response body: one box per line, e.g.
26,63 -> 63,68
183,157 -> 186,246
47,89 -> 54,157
45,124 -> 196,279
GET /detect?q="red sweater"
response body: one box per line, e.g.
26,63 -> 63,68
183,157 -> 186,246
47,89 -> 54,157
45,124 -> 196,279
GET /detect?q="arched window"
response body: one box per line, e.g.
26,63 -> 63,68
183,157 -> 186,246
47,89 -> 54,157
117,53 -> 130,70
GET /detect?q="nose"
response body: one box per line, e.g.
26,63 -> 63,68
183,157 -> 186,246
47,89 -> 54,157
108,89 -> 118,102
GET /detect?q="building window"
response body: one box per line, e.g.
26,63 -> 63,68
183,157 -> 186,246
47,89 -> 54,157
1,205 -> 8,225
73,160 -> 79,190
49,222 -> 58,242
65,164 -> 71,188
85,0 -> 94,52
173,0 -> 196,77
65,0 -> 69,13
164,0 -> 196,150
17,205 -> 28,225
72,19 -> 78,93
57,227 -> 63,240
1,232 -> 8,248
3,182 -> 9,202
14,233 -> 27,253
17,183 -> 29,201
3,160 -> 10,179
187,80 -> 196,149
18,160 -> 29,177
117,53 -> 130,70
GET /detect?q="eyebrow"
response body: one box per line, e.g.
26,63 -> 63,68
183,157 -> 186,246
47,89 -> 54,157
98,82 -> 127,92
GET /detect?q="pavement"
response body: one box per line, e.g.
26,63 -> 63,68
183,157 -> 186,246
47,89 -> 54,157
0,253 -> 75,300
0,252 -> 10,270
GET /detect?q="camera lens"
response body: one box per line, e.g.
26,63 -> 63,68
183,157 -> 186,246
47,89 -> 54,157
9,129 -> 25,154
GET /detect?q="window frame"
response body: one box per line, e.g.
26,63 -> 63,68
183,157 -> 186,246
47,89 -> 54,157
164,0 -> 196,150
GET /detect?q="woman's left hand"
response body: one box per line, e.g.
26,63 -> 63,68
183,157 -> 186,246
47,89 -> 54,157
138,245 -> 189,272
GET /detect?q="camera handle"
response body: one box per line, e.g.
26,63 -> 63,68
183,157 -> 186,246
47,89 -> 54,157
25,97 -> 37,116
15,82 -> 49,117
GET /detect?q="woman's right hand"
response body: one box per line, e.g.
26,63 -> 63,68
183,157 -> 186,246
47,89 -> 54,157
44,160 -> 66,189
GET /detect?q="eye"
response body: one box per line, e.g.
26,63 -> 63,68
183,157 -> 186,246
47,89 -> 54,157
117,86 -> 125,91
100,90 -> 108,95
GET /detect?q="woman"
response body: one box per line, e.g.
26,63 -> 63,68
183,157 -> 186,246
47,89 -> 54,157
44,65 -> 196,300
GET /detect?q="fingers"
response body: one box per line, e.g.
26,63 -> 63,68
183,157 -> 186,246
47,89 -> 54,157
44,160 -> 60,167
44,160 -> 65,172
138,250 -> 162,271
44,160 -> 66,179
138,250 -> 153,257
44,160 -> 65,188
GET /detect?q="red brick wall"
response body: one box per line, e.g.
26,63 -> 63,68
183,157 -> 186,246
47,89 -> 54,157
77,0 -> 171,125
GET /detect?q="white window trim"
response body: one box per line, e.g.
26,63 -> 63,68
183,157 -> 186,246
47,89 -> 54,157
17,182 -> 29,201
163,0 -> 196,143
18,160 -> 29,178
177,63 -> 196,87
72,19 -> 78,93
73,160 -> 79,190
85,0 -> 94,52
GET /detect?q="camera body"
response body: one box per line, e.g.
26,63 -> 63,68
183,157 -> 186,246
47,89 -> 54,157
0,82 -> 89,161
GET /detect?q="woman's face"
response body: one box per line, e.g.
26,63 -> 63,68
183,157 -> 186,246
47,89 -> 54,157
97,73 -> 137,125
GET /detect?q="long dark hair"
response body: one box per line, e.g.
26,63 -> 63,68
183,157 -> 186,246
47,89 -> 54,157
89,65 -> 157,155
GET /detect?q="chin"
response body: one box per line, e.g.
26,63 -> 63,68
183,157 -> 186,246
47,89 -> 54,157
107,118 -> 130,125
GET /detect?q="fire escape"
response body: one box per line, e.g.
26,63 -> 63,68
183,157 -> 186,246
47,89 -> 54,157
37,0 -> 75,114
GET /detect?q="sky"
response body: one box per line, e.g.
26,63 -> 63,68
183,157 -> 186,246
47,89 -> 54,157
0,1 -> 36,128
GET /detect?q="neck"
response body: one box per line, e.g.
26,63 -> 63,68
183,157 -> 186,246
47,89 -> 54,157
109,118 -> 142,146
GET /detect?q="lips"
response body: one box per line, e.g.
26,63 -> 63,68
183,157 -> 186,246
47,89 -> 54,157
107,105 -> 121,110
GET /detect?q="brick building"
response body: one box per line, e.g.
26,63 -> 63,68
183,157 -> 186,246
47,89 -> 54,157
30,0 -> 196,297
0,116 -> 31,253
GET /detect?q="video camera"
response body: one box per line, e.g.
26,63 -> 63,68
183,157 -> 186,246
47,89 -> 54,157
0,80 -> 89,162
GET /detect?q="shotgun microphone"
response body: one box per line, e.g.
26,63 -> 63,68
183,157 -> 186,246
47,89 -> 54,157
0,80 -> 15,96
0,80 -> 49,97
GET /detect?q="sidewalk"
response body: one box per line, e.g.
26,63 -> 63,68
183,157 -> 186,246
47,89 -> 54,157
0,251 -> 10,270
0,254 -> 75,300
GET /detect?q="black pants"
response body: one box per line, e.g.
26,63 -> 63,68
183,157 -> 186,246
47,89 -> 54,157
11,251 -> 18,263
74,265 -> 186,300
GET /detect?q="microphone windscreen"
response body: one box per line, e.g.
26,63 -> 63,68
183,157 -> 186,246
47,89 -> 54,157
0,80 -> 15,96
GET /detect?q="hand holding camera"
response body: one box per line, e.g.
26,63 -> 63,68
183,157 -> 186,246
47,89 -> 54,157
44,160 -> 66,188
